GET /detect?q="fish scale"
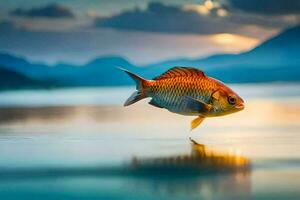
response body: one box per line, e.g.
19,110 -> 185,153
148,75 -> 214,114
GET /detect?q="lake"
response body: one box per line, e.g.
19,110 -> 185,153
0,84 -> 299,200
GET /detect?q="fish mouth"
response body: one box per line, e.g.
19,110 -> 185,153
235,102 -> 245,110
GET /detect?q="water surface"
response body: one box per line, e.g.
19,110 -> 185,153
0,84 -> 299,200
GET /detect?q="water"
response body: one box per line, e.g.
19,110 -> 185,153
0,84 -> 299,200
0,83 -> 299,107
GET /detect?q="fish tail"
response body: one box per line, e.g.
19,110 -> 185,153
118,67 -> 149,106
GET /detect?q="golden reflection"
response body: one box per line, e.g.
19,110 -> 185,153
190,139 -> 249,168
130,138 -> 250,175
128,139 -> 251,198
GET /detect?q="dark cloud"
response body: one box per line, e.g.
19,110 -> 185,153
94,2 -> 298,35
227,0 -> 300,15
95,2 -> 238,35
10,4 -> 75,18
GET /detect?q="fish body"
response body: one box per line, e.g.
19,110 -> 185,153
121,67 -> 244,129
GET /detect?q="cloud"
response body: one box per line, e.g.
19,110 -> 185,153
0,20 -> 269,65
95,2 -> 239,35
226,0 -> 300,15
86,10 -> 100,19
95,0 -> 300,36
10,4 -> 75,18
94,1 -> 298,35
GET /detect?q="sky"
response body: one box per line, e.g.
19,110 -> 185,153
0,0 -> 299,65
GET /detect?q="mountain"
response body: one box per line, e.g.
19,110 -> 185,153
0,25 -> 299,88
53,56 -> 139,86
0,54 -> 138,86
0,67 -> 47,90
0,53 -> 50,76
140,25 -> 300,81
76,56 -> 138,86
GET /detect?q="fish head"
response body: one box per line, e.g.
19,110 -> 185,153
210,85 -> 244,116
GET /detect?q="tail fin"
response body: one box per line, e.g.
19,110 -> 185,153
118,67 -> 148,106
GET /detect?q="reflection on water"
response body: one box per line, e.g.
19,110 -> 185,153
124,139 -> 252,199
0,139 -> 250,178
0,107 -> 77,123
130,138 -> 250,176
0,139 -> 251,200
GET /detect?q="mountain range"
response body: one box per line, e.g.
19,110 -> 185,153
0,25 -> 299,89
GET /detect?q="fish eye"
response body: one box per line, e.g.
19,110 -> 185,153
228,96 -> 236,105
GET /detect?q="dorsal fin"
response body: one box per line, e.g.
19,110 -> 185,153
153,67 -> 206,80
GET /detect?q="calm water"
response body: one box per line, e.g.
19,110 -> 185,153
0,84 -> 299,200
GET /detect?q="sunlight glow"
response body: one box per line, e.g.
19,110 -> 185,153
212,33 -> 259,48
86,10 -> 99,18
213,33 -> 236,44
184,4 -> 210,15
217,8 -> 228,17
184,1 -> 228,18
204,0 -> 214,10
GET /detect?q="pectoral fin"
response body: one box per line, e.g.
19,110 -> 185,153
186,97 -> 212,113
191,116 -> 205,130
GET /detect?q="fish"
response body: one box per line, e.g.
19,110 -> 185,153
120,67 -> 244,130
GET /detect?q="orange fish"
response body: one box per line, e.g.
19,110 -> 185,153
121,67 -> 244,130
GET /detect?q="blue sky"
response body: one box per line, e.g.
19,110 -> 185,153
0,0 -> 299,64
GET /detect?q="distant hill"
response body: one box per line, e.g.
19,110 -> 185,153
0,25 -> 299,88
0,54 -> 138,86
53,56 -> 138,86
0,67 -> 47,90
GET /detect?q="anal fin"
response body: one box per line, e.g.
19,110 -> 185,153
149,99 -> 163,108
191,116 -> 205,130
